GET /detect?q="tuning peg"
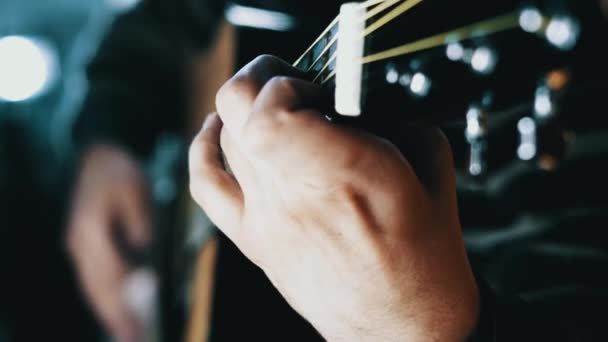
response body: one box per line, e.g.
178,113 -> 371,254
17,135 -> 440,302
519,8 -> 580,51
385,63 -> 400,84
385,62 -> 432,97
518,116 -> 568,171
519,7 -> 544,33
517,71 -> 572,170
534,69 -> 571,120
545,16 -> 579,50
465,105 -> 489,176
446,42 -> 465,61
534,86 -> 554,119
409,72 -> 431,97
517,117 -> 538,161
470,47 -> 498,74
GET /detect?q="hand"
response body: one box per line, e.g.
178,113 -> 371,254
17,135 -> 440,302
189,55 -> 479,341
66,144 -> 152,342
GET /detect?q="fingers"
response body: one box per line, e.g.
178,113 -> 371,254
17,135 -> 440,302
244,76 -> 336,161
215,55 -> 305,136
68,218 -> 140,342
220,127 -> 258,191
119,177 -> 152,247
253,76 -> 327,116
189,113 -> 244,240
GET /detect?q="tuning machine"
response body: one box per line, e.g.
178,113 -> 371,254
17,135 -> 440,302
385,61 -> 432,98
465,104 -> 489,177
518,7 -> 580,50
445,41 -> 498,75
517,69 -> 572,170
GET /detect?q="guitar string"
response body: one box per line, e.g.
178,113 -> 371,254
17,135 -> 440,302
363,0 -> 424,36
293,0 -> 393,67
305,0 -> 403,73
312,53 -> 337,83
321,12 -> 522,84
312,0 -> 425,82
293,16 -> 339,67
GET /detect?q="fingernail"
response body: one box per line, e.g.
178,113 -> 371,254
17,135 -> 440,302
203,113 -> 218,130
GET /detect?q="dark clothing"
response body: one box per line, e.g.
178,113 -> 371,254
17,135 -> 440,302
73,0 -> 222,157
73,0 -> 608,340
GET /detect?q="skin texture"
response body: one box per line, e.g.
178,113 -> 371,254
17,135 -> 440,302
66,144 -> 151,342
189,55 -> 479,341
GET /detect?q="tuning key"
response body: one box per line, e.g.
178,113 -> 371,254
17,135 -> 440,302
517,117 -> 538,161
470,47 -> 498,74
518,117 -> 567,171
534,86 -> 554,119
385,63 -> 400,84
545,16 -> 580,50
465,105 -> 489,176
517,72 -> 571,170
409,72 -> 431,97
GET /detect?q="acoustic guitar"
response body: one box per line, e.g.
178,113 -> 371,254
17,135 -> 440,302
183,0 -> 608,341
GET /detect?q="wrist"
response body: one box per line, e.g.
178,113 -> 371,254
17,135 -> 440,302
324,285 -> 479,342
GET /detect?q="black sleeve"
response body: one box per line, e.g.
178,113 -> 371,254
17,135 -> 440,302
72,0 -> 224,158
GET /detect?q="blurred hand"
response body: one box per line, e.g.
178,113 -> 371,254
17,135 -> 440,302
66,144 -> 151,342
189,55 -> 479,341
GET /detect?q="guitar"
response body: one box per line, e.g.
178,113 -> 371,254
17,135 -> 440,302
188,1 -> 608,340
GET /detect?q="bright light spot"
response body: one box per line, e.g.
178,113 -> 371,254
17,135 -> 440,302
546,17 -> 578,50
519,8 -> 543,33
469,142 -> 485,176
410,72 -> 431,96
471,47 -> 497,74
106,0 -> 140,11
466,107 -> 483,139
518,143 -> 537,160
518,117 -> 536,135
225,3 -> 296,32
446,43 -> 464,61
386,68 -> 399,84
518,117 -> 537,161
469,163 -> 483,176
0,36 -> 58,102
535,88 -> 553,117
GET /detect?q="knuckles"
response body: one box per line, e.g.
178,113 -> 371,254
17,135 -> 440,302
215,55 -> 288,115
215,71 -> 258,116
215,54 -> 313,156
242,77 -> 302,153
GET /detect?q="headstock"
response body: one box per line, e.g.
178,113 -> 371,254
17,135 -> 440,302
293,0 -> 608,177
